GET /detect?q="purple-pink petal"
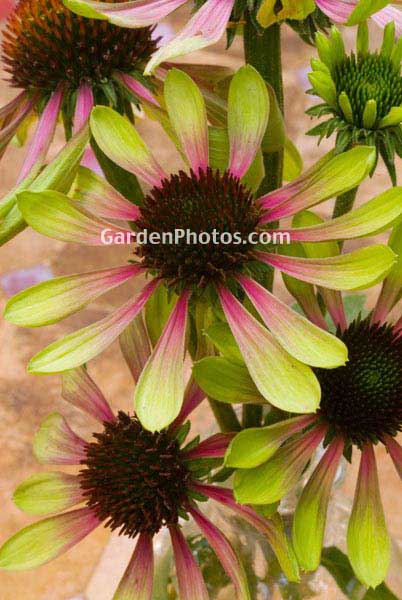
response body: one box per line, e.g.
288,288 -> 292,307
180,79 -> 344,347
113,532 -> 154,600
169,525 -> 209,600
116,72 -> 159,106
184,433 -> 235,460
62,366 -> 115,423
73,82 -> 94,133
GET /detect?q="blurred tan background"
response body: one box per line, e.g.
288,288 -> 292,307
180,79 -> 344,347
0,4 -> 401,598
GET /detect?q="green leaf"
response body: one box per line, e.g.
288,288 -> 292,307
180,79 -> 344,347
204,322 -> 243,362
193,356 -> 263,405
347,0 -> 389,26
145,285 -> 178,346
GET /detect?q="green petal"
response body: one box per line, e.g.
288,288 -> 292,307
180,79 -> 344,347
204,322 -> 243,362
347,445 -> 391,588
193,356 -> 264,405
14,472 -> 84,515
0,508 -> 99,571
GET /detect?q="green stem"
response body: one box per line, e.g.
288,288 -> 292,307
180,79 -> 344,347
208,399 -> 241,433
244,17 -> 284,194
333,187 -> 358,219
242,404 -> 263,429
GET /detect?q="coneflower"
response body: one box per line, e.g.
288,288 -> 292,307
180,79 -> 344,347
0,320 -> 300,596
226,223 -> 402,588
5,65 -> 401,432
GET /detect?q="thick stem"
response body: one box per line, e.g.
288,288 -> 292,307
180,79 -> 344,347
244,17 -> 284,194
242,404 -> 263,429
333,187 -> 358,219
208,399 -> 241,433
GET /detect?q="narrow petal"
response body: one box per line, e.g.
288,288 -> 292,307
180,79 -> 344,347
112,533 -> 154,600
184,433 -> 234,460
18,189 -> 132,245
256,245 -> 396,290
0,96 -> 37,160
5,264 -> 142,327
282,272 -> 330,330
62,367 -> 115,423
18,87 -> 64,183
260,146 -> 376,222
293,437 -> 345,571
73,82 -> 94,133
278,188 -> 402,243
90,106 -> 166,187
189,506 -> 251,599
116,72 -> 159,106
28,280 -> 159,374
225,414 -> 317,469
372,6 -> 402,36
383,435 -> 402,480
238,274 -> 347,368
0,508 -> 100,571
119,314 -> 152,384
135,290 -> 190,432
73,166 -> 141,221
144,0 -> 235,74
164,68 -> 209,173
169,526 -> 209,600
228,65 -> 269,179
372,222 -> 402,324
13,472 -> 84,515
347,444 -> 391,588
192,483 -> 300,583
170,379 -> 205,431
234,424 -> 327,505
0,91 -> 28,124
33,412 -> 88,465
64,0 -> 187,27
218,287 -> 321,413
321,289 -> 348,332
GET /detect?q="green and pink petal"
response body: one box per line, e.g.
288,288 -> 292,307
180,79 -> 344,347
13,472 -> 84,516
33,412 -> 88,465
113,532 -> 154,600
62,367 -> 115,423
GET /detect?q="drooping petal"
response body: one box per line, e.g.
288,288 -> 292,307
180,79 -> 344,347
13,472 -> 84,515
73,82 -> 94,133
64,0 -> 187,27
33,412 -> 88,465
5,264 -> 143,327
259,146 -> 376,223
170,379 -> 205,431
119,314 -> 152,384
144,0 -> 235,74
238,274 -> 347,368
189,506 -> 251,599
347,0 -> 392,26
62,367 -> 115,423
0,91 -> 28,125
90,106 -> 166,187
315,0 -> 354,22
116,72 -> 159,107
228,65 -> 270,179
234,424 -> 327,504
73,166 -> 141,221
0,508 -> 100,570
169,526 -> 209,600
0,96 -> 37,160
218,286 -> 321,413
18,189 -> 132,245
372,222 -> 402,325
112,533 -> 154,600
372,6 -> 402,36
164,68 -> 209,173
135,290 -> 190,432
225,414 -> 317,469
184,433 -> 234,460
18,87 -> 64,183
383,435 -> 402,480
347,444 -> 391,588
277,188 -> 402,243
256,245 -> 396,291
192,483 -> 300,583
28,280 -> 159,374
293,437 -> 345,571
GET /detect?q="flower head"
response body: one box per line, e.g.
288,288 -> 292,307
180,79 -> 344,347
226,224 -> 402,588
0,325 -> 300,594
307,23 -> 402,182
5,65 -> 401,432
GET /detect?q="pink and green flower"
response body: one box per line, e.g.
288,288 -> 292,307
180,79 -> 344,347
0,319 -> 300,595
5,65 -> 401,432
225,222 -> 402,588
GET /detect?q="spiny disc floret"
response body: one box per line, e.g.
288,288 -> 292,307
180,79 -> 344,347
79,412 -> 191,537
315,318 -> 402,446
2,0 -> 157,91
136,168 -> 261,289
334,53 -> 402,128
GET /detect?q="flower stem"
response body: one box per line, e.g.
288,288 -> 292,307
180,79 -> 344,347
208,398 -> 241,432
244,16 -> 284,194
242,404 -> 263,429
